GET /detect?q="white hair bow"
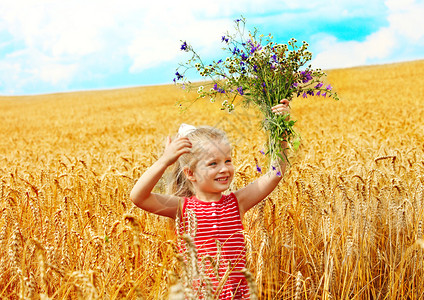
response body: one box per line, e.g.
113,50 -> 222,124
178,123 -> 196,137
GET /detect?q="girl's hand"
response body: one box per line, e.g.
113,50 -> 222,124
271,99 -> 290,116
161,136 -> 192,166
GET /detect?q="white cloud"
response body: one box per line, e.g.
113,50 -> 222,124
0,0 -> 139,93
0,0 -> 120,57
387,1 -> 424,42
127,15 -> 232,72
0,47 -> 78,94
311,0 -> 424,69
312,28 -> 397,69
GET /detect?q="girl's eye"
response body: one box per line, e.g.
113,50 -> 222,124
209,162 -> 217,166
225,159 -> 232,164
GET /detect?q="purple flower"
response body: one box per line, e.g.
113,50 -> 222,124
316,91 -> 321,96
217,59 -> 222,64
315,82 -> 323,89
300,71 -> 313,83
180,42 -> 188,51
232,47 -> 239,55
213,83 -> 226,93
256,164 -> 262,173
307,90 -> 314,96
237,86 -> 244,95
302,92 -> 307,98
272,165 -> 276,170
326,84 -> 332,90
322,92 -> 327,97
221,36 -> 229,43
259,149 -> 265,155
241,52 -> 248,60
276,171 -> 282,177
248,40 -> 262,54
175,72 -> 183,80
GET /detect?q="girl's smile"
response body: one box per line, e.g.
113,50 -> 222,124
215,176 -> 230,183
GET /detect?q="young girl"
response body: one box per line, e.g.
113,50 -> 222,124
130,99 -> 291,299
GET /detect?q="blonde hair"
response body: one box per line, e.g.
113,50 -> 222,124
167,126 -> 230,198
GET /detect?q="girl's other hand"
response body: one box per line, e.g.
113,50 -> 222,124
161,136 -> 192,166
271,99 -> 290,116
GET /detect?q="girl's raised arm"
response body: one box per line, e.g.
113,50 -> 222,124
234,154 -> 287,216
234,99 -> 291,216
130,136 -> 192,219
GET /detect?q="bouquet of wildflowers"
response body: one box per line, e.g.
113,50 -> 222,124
174,17 -> 339,165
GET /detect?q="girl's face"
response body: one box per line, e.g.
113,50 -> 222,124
188,140 -> 234,196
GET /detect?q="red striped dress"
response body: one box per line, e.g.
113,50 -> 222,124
179,193 -> 250,299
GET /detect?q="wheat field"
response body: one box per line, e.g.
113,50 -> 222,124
0,60 -> 423,299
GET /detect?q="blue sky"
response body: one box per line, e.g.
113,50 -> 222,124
0,0 -> 423,96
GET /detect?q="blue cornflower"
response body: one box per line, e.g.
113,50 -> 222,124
241,53 -> 248,60
232,47 -> 239,55
180,42 -> 188,51
217,59 -> 223,64
237,86 -> 244,95
221,36 -> 229,43
253,65 -> 258,72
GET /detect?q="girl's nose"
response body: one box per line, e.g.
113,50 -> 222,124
220,163 -> 229,172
